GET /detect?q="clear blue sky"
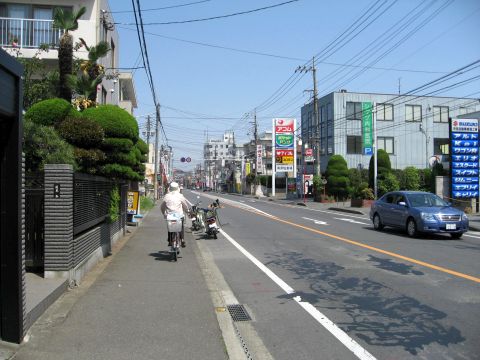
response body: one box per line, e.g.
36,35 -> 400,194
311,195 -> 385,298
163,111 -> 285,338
110,0 -> 480,171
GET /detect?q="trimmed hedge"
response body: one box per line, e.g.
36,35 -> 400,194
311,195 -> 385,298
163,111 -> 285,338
136,138 -> 149,155
102,138 -> 134,152
106,150 -> 137,167
74,147 -> 106,172
101,163 -> 142,181
82,105 -> 139,142
25,98 -> 77,127
57,116 -> 104,148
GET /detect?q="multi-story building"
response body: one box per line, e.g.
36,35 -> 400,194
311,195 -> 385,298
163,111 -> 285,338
203,131 -> 236,190
242,131 -> 274,176
0,0 -> 136,110
301,91 -> 480,172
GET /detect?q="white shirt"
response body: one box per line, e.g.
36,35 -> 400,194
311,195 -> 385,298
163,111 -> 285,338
160,190 -> 190,216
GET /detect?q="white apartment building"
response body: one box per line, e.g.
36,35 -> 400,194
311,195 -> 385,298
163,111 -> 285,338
203,131 -> 236,190
0,0 -> 136,111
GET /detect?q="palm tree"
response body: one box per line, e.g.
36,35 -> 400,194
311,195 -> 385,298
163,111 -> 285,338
53,6 -> 86,101
67,73 -> 103,110
79,38 -> 110,101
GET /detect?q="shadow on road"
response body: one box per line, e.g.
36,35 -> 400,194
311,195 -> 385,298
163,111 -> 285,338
149,251 -> 181,261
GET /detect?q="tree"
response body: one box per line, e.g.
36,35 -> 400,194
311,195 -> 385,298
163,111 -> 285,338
325,155 -> 350,199
53,6 -> 86,101
368,149 -> 392,188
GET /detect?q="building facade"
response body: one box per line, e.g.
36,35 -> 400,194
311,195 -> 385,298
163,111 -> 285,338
203,131 -> 237,190
301,91 -> 480,172
0,0 -> 136,109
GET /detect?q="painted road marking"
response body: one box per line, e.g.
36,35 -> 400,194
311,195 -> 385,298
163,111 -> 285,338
194,192 -> 480,283
302,217 -> 329,225
219,228 -> 377,360
334,217 -> 370,225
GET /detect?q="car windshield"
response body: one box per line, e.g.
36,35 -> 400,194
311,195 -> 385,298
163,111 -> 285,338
407,193 -> 449,207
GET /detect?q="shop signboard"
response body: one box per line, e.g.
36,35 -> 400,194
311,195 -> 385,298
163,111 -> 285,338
273,118 -> 296,173
450,118 -> 479,199
256,144 -> 263,173
127,191 -> 140,215
362,102 -> 373,155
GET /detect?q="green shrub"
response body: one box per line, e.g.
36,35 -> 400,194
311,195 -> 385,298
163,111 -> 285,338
326,155 -> 350,199
102,138 -> 134,152
101,163 -> 142,181
108,186 -> 120,223
140,196 -> 154,212
402,166 -> 420,190
360,187 -> 375,200
312,175 -> 324,195
74,147 -> 106,173
106,150 -> 137,167
57,116 -> 104,148
136,138 -> 149,155
378,172 -> 400,196
23,117 -> 77,172
82,105 -> 139,142
25,98 -> 77,127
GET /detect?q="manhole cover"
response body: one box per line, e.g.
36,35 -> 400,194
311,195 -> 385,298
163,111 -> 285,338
227,304 -> 251,322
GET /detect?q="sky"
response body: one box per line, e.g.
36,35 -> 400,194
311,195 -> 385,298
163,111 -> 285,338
108,0 -> 480,171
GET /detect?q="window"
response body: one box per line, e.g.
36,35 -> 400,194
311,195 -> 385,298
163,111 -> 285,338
110,39 -> 115,69
346,102 -> 362,120
377,103 -> 393,121
347,136 -> 362,154
433,106 -> 449,123
377,137 -> 394,154
405,105 -> 421,122
434,138 -> 449,155
101,86 -> 107,104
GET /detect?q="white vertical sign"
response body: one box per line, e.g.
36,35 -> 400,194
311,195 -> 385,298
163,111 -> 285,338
256,144 -> 263,174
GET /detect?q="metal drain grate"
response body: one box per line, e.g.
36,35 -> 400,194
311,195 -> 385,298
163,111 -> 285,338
227,304 -> 252,322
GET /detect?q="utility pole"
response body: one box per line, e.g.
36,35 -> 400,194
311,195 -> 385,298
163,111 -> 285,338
296,57 -> 320,177
154,105 -> 159,200
253,109 -> 258,178
146,115 -> 151,146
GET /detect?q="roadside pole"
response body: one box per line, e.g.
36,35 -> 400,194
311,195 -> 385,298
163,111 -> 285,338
272,118 -> 276,196
373,102 -> 378,199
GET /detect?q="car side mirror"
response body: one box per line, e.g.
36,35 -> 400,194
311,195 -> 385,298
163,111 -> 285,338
398,201 -> 407,207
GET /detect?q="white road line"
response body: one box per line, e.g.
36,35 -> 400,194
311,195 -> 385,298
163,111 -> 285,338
219,228 -> 377,360
334,217 -> 370,225
302,217 -> 329,225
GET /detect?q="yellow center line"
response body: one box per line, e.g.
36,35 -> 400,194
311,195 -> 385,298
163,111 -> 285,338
225,202 -> 480,284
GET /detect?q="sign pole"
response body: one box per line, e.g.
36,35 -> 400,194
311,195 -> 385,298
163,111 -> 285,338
272,118 -> 276,196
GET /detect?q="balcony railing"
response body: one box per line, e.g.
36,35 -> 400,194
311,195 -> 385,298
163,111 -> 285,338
0,17 -> 64,49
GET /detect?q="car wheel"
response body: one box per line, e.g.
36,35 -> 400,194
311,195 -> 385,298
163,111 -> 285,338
406,218 -> 417,237
451,232 -> 463,239
407,218 -> 418,237
373,214 -> 384,231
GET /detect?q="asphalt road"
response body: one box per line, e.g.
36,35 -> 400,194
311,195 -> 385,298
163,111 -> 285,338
185,190 -> 480,360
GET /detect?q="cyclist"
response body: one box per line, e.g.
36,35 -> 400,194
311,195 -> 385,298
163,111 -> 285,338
160,182 -> 191,247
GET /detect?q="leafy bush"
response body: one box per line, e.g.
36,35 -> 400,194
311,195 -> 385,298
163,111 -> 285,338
106,150 -> 137,167
325,155 -> 351,199
351,181 -> 369,199
82,105 -> 139,142
57,116 -> 104,148
102,138 -> 134,152
360,187 -> 375,200
108,186 -> 120,223
24,98 -> 77,127
23,117 -> 77,172
136,138 -> 149,155
378,172 -> 400,196
140,196 -> 154,212
402,166 -> 420,190
101,163 -> 142,181
73,147 -> 106,173
312,175 -> 324,195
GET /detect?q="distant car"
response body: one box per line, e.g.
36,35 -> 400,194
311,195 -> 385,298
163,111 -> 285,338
203,187 -> 212,192
369,191 -> 468,239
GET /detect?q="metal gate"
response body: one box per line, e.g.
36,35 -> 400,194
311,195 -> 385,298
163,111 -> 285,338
25,174 -> 44,272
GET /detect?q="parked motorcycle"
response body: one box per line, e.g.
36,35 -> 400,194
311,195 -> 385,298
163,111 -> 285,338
203,199 -> 220,239
190,197 -> 204,231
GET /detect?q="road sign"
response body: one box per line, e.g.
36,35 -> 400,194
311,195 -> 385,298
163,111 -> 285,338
186,157 -> 191,163
180,157 -> 186,162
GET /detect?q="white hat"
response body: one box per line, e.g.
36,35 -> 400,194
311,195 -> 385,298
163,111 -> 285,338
169,182 -> 179,192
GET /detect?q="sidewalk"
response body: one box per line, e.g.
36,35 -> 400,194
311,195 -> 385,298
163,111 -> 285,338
9,205 -> 229,360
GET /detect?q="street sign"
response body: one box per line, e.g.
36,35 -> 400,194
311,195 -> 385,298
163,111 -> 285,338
186,157 -> 191,163
362,102 -> 373,155
181,157 -> 186,162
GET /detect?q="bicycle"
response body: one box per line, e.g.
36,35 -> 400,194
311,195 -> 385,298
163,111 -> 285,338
166,213 -> 184,261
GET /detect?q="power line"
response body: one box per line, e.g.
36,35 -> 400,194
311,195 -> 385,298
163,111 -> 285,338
116,0 -> 300,26
110,0 -> 212,14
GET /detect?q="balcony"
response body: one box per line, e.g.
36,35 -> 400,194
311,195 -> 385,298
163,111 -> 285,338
0,17 -> 63,48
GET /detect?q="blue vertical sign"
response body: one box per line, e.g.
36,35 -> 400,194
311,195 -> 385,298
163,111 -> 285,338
450,118 -> 479,199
